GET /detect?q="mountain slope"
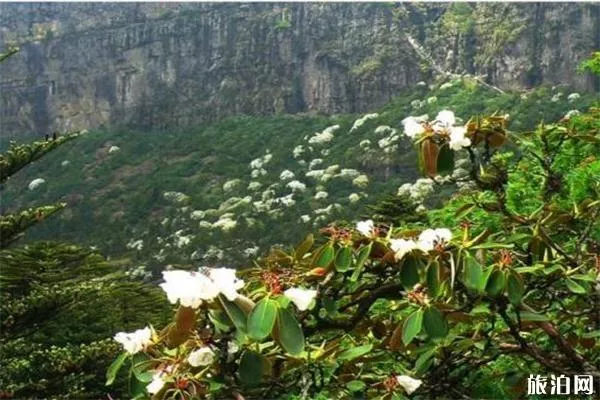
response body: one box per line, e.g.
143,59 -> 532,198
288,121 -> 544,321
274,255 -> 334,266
3,78 -> 595,273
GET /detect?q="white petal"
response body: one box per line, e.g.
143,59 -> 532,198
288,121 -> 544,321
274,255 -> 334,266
284,288 -> 317,311
396,375 -> 423,395
389,239 -> 418,260
187,347 -> 215,367
356,220 -> 375,236
435,110 -> 455,127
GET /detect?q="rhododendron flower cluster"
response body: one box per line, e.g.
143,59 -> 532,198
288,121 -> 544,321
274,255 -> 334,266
402,110 -> 471,151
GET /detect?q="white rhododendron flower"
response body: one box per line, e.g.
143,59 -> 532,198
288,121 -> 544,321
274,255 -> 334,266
299,214 -> 311,223
280,170 -> 295,181
348,193 -> 360,203
314,191 -> 328,200
146,373 -> 165,395
284,288 -> 317,311
448,126 -> 471,150
160,270 -> 218,308
402,116 -> 426,139
287,180 -> 307,192
432,110 -> 456,130
114,326 -> 152,354
418,228 -> 452,251
208,267 -> 245,301
389,239 -> 419,260
352,174 -> 369,188
108,145 -> 120,153
356,219 -> 375,237
187,346 -> 215,367
351,113 -> 379,132
396,375 -> 423,395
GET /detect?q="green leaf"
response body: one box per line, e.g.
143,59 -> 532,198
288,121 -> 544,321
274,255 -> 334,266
400,256 -> 421,288
295,234 -> 314,260
220,295 -> 248,333
485,270 -> 505,296
426,262 -> 440,298
247,298 -> 278,340
463,255 -> 483,292
470,242 -> 514,250
415,348 -> 437,374
570,273 -> 596,282
238,350 -> 266,385
106,352 -> 128,386
315,244 -> 335,268
350,243 -> 372,282
506,271 -> 525,305
335,246 -> 353,272
518,311 -> 549,321
402,309 -> 423,345
565,278 -> 587,294
423,307 -> 448,339
338,343 -> 373,361
346,380 -> 367,392
437,143 -> 455,174
275,307 -> 305,355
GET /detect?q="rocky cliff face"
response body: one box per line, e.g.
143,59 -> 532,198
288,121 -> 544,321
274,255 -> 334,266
0,2 -> 597,136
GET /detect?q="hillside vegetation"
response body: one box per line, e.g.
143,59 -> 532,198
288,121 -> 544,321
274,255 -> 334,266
4,78 -> 594,275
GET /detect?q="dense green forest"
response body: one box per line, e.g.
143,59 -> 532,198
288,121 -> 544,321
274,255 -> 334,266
1,19 -> 599,400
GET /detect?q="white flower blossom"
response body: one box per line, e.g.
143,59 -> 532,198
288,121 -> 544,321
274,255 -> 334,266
28,178 -> 46,191
418,228 -> 452,251
359,139 -> 371,149
293,145 -> 305,158
348,193 -> 360,203
146,373 -> 165,394
309,158 -> 323,169
389,239 -> 419,260
439,82 -> 453,90
402,117 -> 426,139
160,270 -> 218,308
396,375 -> 423,395
352,174 -> 369,188
287,180 -> 307,192
61,160 -> 70,167
567,93 -> 580,102
338,168 -> 361,180
126,239 -> 144,251
432,110 -> 456,130
564,109 -> 580,120
280,170 -> 295,181
356,219 -> 375,236
114,326 -> 152,354
208,267 -> 245,301
351,113 -> 379,132
314,191 -> 328,200
427,96 -> 438,104
223,179 -> 241,192
213,217 -> 237,232
448,126 -> 471,150
284,288 -> 317,311
108,145 -> 120,153
187,347 -> 215,367
299,214 -> 311,223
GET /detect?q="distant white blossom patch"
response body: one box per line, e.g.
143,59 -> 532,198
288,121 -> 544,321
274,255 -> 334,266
351,113 -> 379,132
287,180 -> 307,192
28,178 -> 46,191
348,193 -> 360,203
352,174 -> 369,188
108,145 -> 120,153
280,170 -> 295,181
314,191 -> 328,200
356,219 -> 375,236
567,93 -> 580,102
309,158 -> 323,170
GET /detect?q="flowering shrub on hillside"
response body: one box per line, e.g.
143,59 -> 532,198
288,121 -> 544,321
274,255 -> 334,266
108,109 -> 599,399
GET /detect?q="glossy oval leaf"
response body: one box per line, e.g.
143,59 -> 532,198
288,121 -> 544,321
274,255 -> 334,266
400,256 -> 421,288
238,350 -> 266,385
426,262 -> 440,298
350,243 -> 372,282
402,309 -> 423,345
275,307 -> 305,355
486,269 -> 506,297
423,307 -> 448,339
335,246 -> 353,272
247,298 -> 278,341
338,343 -> 373,361
463,255 -> 483,292
565,278 -> 587,294
106,352 -> 128,386
315,244 -> 335,268
219,295 -> 248,333
506,271 -> 525,305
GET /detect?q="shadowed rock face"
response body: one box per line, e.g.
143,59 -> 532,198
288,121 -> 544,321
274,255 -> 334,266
0,2 -> 597,136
